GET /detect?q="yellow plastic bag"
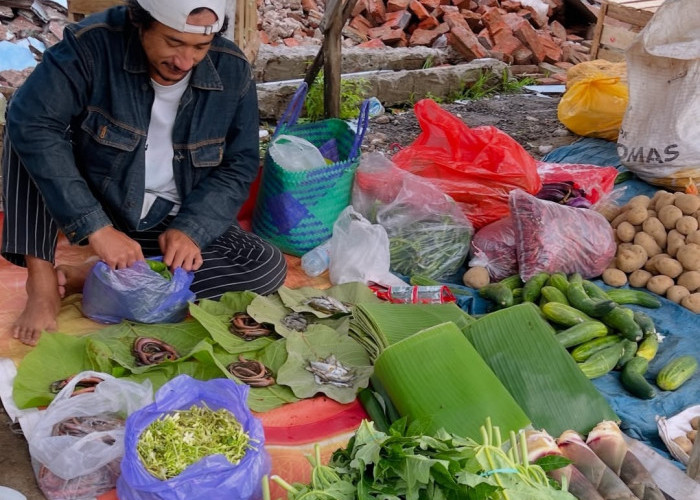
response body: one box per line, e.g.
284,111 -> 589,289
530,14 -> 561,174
557,73 -> 628,141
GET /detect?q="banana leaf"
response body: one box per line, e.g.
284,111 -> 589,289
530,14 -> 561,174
462,303 -> 618,437
373,322 -> 530,440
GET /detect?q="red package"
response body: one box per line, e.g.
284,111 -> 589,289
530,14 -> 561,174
537,162 -> 619,204
391,99 -> 541,229
509,189 -> 616,281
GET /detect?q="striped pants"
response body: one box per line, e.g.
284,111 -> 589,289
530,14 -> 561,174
1,133 -> 287,300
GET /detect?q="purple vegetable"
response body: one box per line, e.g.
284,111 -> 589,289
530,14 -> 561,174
567,196 -> 593,208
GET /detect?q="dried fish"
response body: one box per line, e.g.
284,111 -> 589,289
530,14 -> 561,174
306,354 -> 355,387
227,355 -> 276,388
281,312 -> 308,332
229,312 -> 275,340
132,337 -> 179,365
304,296 -> 351,315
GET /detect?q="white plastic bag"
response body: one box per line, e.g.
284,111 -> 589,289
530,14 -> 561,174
328,206 -> 406,287
28,372 -> 152,483
617,0 -> 700,191
268,134 -> 326,171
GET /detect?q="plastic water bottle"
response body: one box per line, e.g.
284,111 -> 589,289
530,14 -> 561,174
301,240 -> 331,277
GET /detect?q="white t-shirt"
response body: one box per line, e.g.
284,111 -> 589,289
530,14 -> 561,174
141,74 -> 191,219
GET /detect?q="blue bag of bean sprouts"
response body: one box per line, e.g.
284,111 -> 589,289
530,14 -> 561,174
81,259 -> 195,324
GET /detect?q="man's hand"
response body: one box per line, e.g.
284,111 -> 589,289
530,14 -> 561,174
159,229 -> 203,272
88,226 -> 144,269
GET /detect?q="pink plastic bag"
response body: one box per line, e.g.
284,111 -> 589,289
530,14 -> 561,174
468,216 -> 518,281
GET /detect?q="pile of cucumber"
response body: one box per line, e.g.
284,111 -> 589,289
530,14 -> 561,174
478,272 -> 698,399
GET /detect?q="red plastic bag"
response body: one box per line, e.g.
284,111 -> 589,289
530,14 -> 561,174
509,189 -> 616,281
391,99 -> 541,229
536,162 -> 618,205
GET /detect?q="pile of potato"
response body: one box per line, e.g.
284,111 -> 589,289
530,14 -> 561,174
603,190 -> 700,313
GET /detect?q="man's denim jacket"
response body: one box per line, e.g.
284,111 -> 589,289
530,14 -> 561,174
6,6 -> 260,250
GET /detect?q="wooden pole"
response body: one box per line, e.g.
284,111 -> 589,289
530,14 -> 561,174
323,0 -> 342,118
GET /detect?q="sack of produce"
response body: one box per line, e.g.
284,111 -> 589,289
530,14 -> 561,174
82,259 -> 195,324
27,372 -> 152,500
391,98 -> 541,229
118,375 -> 269,500
468,216 -> 518,281
509,189 -> 616,281
617,0 -> 700,191
352,152 -> 473,280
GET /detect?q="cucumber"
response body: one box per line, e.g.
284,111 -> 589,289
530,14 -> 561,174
511,287 -> 523,305
547,272 -> 570,295
582,280 -> 612,301
601,306 -> 643,342
555,321 -> 609,348
568,272 -> 584,285
499,274 -> 524,291
540,286 -> 570,305
633,310 -> 656,337
636,333 -> 660,362
656,356 -> 698,391
615,339 -> 638,370
541,302 -> 594,327
571,334 -> 623,362
479,283 -> 514,309
566,282 -> 616,318
522,272 -> 551,303
578,342 -> 626,379
620,357 -> 656,399
605,289 -> 662,309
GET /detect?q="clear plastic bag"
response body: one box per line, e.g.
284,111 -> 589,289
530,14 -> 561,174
328,205 -> 406,287
352,152 -> 473,280
117,375 -> 269,500
27,372 -> 153,500
468,216 -> 518,281
509,189 -> 616,281
82,260 -> 195,324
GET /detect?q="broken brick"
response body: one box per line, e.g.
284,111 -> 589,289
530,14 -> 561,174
301,0 -> 317,12
384,10 -> 413,30
417,15 -> 440,30
349,14 -> 373,35
461,10 -> 483,31
443,11 -> 469,30
512,45 -> 534,65
512,19 -> 546,63
357,37 -> 386,48
409,0 -> 431,20
386,0 -> 411,12
409,23 -> 450,46
352,0 -> 368,17
549,20 -> 566,41
448,24 -> 489,60
538,31 -> 563,63
367,0 -> 387,24
382,28 -> 408,45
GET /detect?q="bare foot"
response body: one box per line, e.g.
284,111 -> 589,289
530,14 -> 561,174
12,258 -> 61,346
56,256 -> 99,298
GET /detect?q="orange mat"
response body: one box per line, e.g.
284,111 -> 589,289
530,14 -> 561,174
0,212 -> 364,499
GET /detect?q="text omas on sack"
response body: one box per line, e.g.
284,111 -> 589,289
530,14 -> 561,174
617,128 -> 680,164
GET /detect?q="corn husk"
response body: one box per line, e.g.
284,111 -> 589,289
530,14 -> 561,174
373,322 -> 530,440
349,302 -> 474,360
462,303 -> 618,437
587,421 -> 665,500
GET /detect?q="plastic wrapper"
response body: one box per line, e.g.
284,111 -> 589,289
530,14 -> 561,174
369,283 -> 457,304
27,372 -> 153,500
82,260 -> 195,324
468,216 -> 518,281
352,152 -> 473,280
390,99 -> 541,229
536,161 -> 619,205
509,189 -> 616,281
117,375 -> 269,500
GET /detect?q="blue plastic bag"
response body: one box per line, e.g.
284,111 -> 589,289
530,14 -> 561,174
117,375 -> 270,500
81,259 -> 195,324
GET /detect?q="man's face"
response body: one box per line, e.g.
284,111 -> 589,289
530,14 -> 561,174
140,9 -> 217,86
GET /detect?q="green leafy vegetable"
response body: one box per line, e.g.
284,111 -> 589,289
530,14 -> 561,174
137,404 -> 251,480
146,259 -> 172,281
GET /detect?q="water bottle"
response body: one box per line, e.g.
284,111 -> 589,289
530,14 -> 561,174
301,240 -> 331,277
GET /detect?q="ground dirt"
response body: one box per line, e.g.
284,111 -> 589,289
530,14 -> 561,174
0,90 -> 576,500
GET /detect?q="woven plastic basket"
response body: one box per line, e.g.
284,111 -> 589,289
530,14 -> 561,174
252,83 -> 370,256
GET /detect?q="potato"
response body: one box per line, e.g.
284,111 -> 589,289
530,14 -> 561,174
658,204 -> 683,230
625,205 -> 649,225
646,275 -> 674,296
598,203 -> 622,222
463,266 -> 490,289
602,268 -> 627,287
633,231 -> 662,258
642,217 -> 667,248
652,190 -> 676,211
626,194 -> 651,209
610,211 -> 628,229
673,193 -> 700,215
616,221 -> 637,242
666,285 -> 690,304
647,209 -> 657,218
677,242 -> 700,271
677,271 -> 700,292
628,269 -> 652,288
667,229 -> 686,257
676,215 -> 699,235
680,292 -> 700,313
691,416 -> 700,430
673,435 -> 694,454
644,253 -> 670,274
616,244 -> 648,273
654,257 -> 684,278
687,230 -> 700,246
689,429 -> 697,442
